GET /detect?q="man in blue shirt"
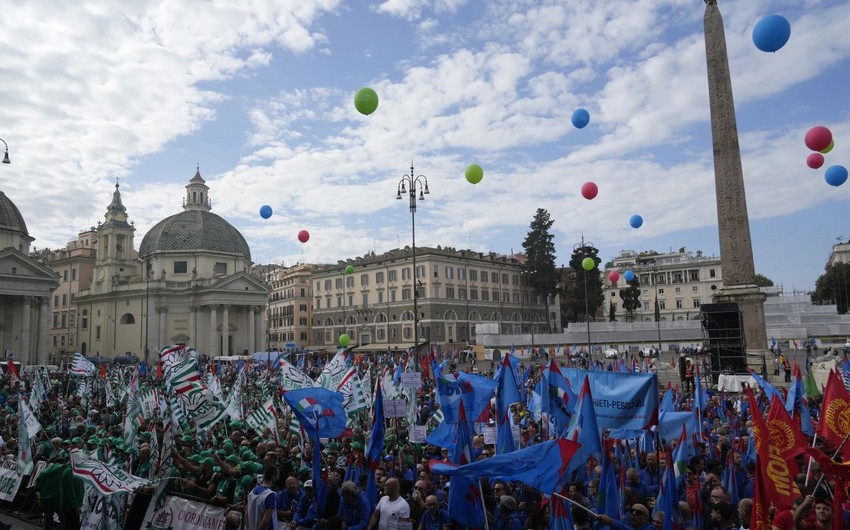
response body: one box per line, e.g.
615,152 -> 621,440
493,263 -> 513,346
248,466 -> 280,530
338,481 -> 371,530
277,476 -> 305,524
417,495 -> 450,530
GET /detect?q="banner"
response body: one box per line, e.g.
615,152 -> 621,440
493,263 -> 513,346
70,450 -> 149,495
279,358 -> 317,392
80,484 -> 126,530
141,494 -> 228,530
561,369 -> 658,431
0,458 -> 23,501
318,351 -> 349,390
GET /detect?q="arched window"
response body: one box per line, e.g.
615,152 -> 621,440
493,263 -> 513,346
119,313 -> 136,325
401,311 -> 414,321
375,313 -> 388,323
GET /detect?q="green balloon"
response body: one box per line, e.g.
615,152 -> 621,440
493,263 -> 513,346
345,264 -> 355,275
354,88 -> 379,115
821,139 -> 835,154
581,257 -> 595,271
465,164 -> 484,184
339,333 -> 351,347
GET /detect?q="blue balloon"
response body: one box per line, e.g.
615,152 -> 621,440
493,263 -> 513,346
571,108 -> 590,129
629,214 -> 644,229
752,15 -> 791,53
624,270 -> 635,283
259,205 -> 273,219
825,165 -> 848,187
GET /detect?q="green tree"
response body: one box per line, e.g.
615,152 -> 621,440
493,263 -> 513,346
522,208 -> 559,297
608,301 -> 616,322
754,273 -> 774,287
619,278 -> 642,321
566,244 -> 604,321
812,262 -> 850,315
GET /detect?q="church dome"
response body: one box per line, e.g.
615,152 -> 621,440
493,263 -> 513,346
0,191 -> 29,236
139,210 -> 251,260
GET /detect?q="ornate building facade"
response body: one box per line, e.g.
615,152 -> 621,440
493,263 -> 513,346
0,189 -> 59,363
76,169 -> 269,361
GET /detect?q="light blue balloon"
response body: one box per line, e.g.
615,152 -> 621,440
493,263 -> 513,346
259,205 -> 273,219
624,270 -> 635,283
752,15 -> 791,53
571,108 -> 590,129
825,165 -> 848,187
629,215 -> 644,229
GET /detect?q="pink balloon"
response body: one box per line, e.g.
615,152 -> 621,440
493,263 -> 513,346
807,153 -> 825,169
298,229 -> 310,243
581,181 -> 598,200
608,271 -> 620,283
805,126 -> 833,152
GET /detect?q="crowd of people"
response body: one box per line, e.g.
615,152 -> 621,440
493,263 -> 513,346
0,348 -> 846,530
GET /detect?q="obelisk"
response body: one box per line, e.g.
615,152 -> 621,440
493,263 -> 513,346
703,0 -> 768,364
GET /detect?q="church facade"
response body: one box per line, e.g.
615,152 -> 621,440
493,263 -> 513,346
76,169 -> 269,362
0,190 -> 60,364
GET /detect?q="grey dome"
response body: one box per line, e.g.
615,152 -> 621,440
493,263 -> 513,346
0,191 -> 29,236
139,210 -> 251,259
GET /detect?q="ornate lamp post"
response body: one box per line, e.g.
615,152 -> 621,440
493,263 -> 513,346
0,138 -> 10,164
396,162 -> 430,370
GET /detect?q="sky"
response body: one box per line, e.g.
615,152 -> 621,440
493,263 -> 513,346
1,0 -> 849,292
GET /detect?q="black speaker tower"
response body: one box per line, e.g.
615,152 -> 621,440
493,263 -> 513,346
700,303 -> 748,376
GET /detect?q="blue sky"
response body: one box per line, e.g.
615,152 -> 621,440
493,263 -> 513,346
1,0 -> 848,291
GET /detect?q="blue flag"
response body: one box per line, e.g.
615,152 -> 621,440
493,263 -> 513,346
365,385 -> 385,508
431,438 -> 581,494
656,449 -> 684,530
436,372 -> 497,425
597,440 -> 620,523
560,368 -> 658,431
747,368 -> 783,404
447,402 -> 487,529
544,360 -> 576,434
283,387 -> 347,438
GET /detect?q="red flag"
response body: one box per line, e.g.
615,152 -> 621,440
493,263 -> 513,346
816,370 -> 850,460
99,363 -> 107,378
156,362 -> 163,379
6,361 -> 20,384
748,388 -> 801,530
801,447 -> 850,530
766,394 -> 807,459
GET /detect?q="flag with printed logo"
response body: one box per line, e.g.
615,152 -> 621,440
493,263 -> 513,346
70,450 -> 149,495
71,353 -> 96,377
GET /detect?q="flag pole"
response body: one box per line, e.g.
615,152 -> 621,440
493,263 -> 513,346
552,491 -> 597,517
479,480 -> 490,530
804,433 -> 818,488
808,431 -> 850,495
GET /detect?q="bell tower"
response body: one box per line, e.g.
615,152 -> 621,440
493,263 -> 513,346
92,180 -> 137,293
184,165 -> 212,212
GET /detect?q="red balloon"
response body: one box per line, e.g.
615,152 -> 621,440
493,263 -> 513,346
805,126 -> 833,152
581,182 -> 598,200
298,229 -> 310,243
807,153 -> 825,169
608,271 -> 620,283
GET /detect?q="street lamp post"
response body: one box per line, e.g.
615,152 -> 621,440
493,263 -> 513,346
144,261 -> 151,364
0,138 -> 10,164
638,257 -> 664,355
396,162 -> 430,371
575,241 -> 594,363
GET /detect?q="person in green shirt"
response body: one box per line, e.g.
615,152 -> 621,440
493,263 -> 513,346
35,460 -> 65,530
59,459 -> 84,530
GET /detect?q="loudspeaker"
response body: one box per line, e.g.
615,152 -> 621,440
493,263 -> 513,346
701,303 -> 748,374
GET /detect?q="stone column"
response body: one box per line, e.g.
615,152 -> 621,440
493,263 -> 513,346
256,307 -> 264,353
209,305 -> 218,356
704,0 -> 768,359
247,306 -> 255,354
38,297 -> 50,364
21,297 -> 32,364
158,307 -> 168,348
221,305 -> 230,355
188,306 -> 197,350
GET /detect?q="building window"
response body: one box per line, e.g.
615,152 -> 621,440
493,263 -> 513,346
470,289 -> 478,301
214,262 -> 227,275
402,288 -> 411,300
482,290 -> 489,301
501,273 -> 508,284
337,296 -> 343,307
390,289 -> 397,302
376,271 -> 384,284
96,326 -> 101,340
689,270 -> 699,281
325,280 -> 332,290
335,278 -> 343,289
446,286 -> 455,299
676,299 -> 683,309
63,270 -> 68,281
378,291 -> 384,304
389,270 -> 397,282
346,277 -> 354,288
675,287 -> 681,293
174,261 -> 188,274
470,270 -> 478,281
81,317 -> 88,330
54,295 -> 59,306
348,294 -> 353,306
61,314 -> 66,328
492,272 -> 499,283
53,314 -> 58,328
120,313 -> 135,325
378,329 -> 385,340
459,288 -> 467,300
391,328 -> 398,340
404,327 -> 412,339
316,299 -> 321,309
693,299 -> 701,308
402,268 -> 411,281
418,265 -> 426,279
458,268 -> 466,280
659,300 -> 666,310
658,289 -> 664,295
493,290 -> 500,302
446,267 -> 454,279
513,274 -> 519,285
362,293 -> 369,307
315,281 -> 321,292
481,271 -> 488,283
72,269 -> 77,280
433,286 -> 440,298
300,318 -> 307,325
360,274 -> 369,286
692,286 -> 698,292
62,294 -> 67,306
709,269 -> 716,278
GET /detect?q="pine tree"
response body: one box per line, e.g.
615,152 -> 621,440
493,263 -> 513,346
521,209 -> 558,297
812,262 -> 850,315
619,278 -> 642,321
566,244 -> 603,322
